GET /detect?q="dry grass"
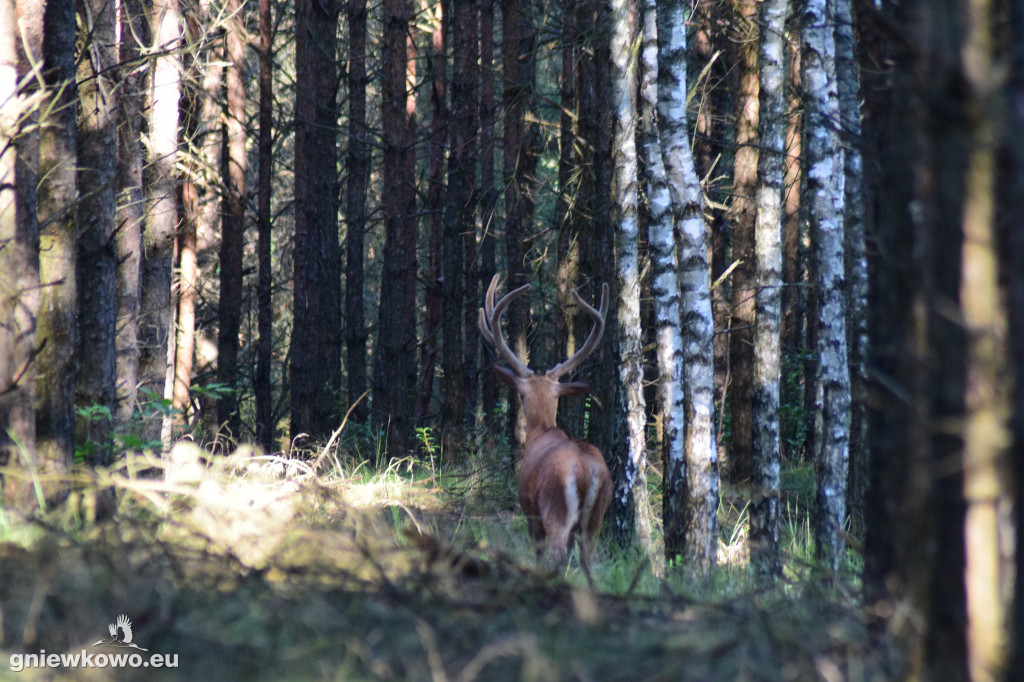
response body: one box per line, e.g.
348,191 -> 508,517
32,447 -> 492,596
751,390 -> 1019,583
0,442 -> 899,681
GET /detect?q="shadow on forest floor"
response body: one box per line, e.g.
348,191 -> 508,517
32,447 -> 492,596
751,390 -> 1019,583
0,444 -> 900,681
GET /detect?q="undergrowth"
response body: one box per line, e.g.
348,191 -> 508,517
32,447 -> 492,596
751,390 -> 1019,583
0,428 -> 894,681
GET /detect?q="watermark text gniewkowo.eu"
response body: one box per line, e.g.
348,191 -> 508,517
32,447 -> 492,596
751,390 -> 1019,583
10,649 -> 179,672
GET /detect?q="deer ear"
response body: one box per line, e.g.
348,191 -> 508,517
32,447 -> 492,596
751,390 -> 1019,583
557,381 -> 591,397
493,364 -> 525,391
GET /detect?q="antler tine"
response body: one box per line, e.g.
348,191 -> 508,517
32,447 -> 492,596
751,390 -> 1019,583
478,274 -> 533,377
547,282 -> 609,380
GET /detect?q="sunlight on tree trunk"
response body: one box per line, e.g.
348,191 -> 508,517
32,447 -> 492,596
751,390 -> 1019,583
0,0 -> 41,510
959,1 -> 1011,678
142,0 -> 181,450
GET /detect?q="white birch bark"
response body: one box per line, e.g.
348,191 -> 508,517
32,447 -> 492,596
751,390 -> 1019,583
144,0 -> 182,449
656,0 -> 718,573
802,0 -> 851,577
750,0 -> 789,578
834,0 -> 868,536
639,0 -> 678,576
609,0 -> 653,554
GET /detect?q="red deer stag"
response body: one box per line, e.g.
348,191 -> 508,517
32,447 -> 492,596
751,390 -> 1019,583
478,275 -> 612,565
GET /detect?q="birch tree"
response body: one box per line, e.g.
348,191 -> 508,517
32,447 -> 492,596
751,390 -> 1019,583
141,0 -> 182,448
608,0 -> 652,552
639,0 -> 678,574
749,0 -> 789,578
835,0 -> 868,537
657,0 -> 718,572
802,0 -> 851,577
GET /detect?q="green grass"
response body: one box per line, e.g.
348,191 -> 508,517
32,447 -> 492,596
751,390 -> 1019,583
0,433 -> 893,681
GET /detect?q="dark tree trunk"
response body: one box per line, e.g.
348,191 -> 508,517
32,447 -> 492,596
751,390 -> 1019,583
291,0 -> 341,443
36,0 -> 79,468
478,0 -> 499,431
217,0 -> 248,441
501,0 -> 537,449
461,3 -> 481,425
115,0 -> 147,427
417,2 -> 445,423
554,0 -> 584,438
375,0 -> 419,453
727,0 -> 759,485
442,0 -> 479,439
1008,3 -> 1024,678
862,1 -> 969,678
76,0 -> 120,462
344,0 -> 370,425
255,0 -> 274,450
576,0 -> 615,471
780,27 -> 803,459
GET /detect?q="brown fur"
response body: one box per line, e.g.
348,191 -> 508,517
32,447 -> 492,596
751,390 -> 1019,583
494,368 -> 612,565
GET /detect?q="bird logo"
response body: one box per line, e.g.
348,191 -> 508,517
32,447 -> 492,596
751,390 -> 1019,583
92,614 -> 149,651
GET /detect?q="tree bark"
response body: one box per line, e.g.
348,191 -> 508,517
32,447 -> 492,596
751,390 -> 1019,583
417,1 -> 445,423
217,0 -> 248,440
478,0 -> 498,432
442,0 -> 479,437
639,0 -> 676,575
36,0 -> 78,469
835,0 -> 868,540
959,1 -> 1012,677
1008,4 -> 1024,679
802,0 -> 851,578
344,0 -> 370,426
608,0 -> 651,553
375,0 -> 418,452
141,0 -> 182,449
727,0 -> 759,485
657,0 -> 718,573
255,0 -> 274,450
75,0 -> 119,462
292,0 -> 342,443
501,0 -> 536,449
749,0 -> 788,579
115,0 -> 147,427
0,0 -> 42,511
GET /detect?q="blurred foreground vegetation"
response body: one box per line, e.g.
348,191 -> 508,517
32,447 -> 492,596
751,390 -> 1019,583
1,437 -> 897,681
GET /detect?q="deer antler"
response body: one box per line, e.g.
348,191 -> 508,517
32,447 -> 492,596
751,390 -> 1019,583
478,275 -> 533,377
546,282 -> 609,380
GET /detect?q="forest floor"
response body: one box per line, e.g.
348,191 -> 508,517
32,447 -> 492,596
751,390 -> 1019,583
0,442 -> 901,681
